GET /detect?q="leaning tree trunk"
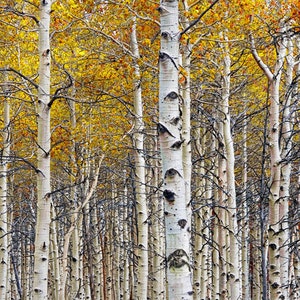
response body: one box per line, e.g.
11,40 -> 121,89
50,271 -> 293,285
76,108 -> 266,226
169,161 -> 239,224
32,1 -> 52,299
158,0 -> 193,298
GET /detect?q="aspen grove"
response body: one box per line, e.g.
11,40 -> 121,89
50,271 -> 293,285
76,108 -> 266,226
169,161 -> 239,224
0,0 -> 299,299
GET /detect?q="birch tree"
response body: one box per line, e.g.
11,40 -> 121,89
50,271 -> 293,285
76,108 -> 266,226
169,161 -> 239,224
219,31 -> 241,299
130,16 -> 148,299
158,0 -> 192,298
250,17 -> 287,300
0,75 -> 10,299
32,1 -> 52,298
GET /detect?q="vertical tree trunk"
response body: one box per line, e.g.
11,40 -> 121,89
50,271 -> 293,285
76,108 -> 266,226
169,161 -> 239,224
212,153 -> 221,300
290,38 -> 300,300
251,26 -> 287,299
91,197 -> 102,300
130,16 -> 148,300
159,1 -> 192,298
279,36 -> 294,299
241,115 -> 250,299
219,33 -> 240,300
0,76 -> 10,299
69,98 -> 80,300
32,1 -> 52,298
120,171 -> 131,300
193,130 -> 205,299
216,126 -> 228,300
49,205 -> 60,300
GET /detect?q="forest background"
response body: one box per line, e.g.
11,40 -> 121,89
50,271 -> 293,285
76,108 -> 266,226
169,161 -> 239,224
0,0 -> 299,299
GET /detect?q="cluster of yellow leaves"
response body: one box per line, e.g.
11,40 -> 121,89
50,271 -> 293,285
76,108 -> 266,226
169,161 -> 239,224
2,0 -> 298,188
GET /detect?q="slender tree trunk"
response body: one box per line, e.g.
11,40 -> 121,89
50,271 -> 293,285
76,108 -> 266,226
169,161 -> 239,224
290,38 -> 300,300
193,130 -> 205,299
219,33 -> 240,299
121,171 -> 131,300
279,36 -> 294,299
212,137 -> 220,300
217,132 -> 228,300
0,77 -> 10,299
251,27 -> 287,299
69,98 -> 80,300
59,158 -> 102,299
158,0 -> 193,298
49,204 -> 60,300
32,1 -> 52,298
250,206 -> 262,300
241,116 -> 250,299
91,197 -> 102,300
130,16 -> 148,300
149,138 -> 165,300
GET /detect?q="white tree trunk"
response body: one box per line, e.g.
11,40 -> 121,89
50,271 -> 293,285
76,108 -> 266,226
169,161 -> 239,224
130,17 -> 148,300
290,38 -> 300,300
251,26 -> 287,299
217,132 -> 228,299
0,78 -> 10,300
241,116 -> 250,299
150,140 -> 165,300
159,1 -> 192,298
120,171 -> 131,300
49,204 -> 60,300
219,33 -> 240,300
279,36 -> 294,299
32,1 -> 52,298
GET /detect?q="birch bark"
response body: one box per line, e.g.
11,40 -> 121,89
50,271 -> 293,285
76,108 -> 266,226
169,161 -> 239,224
219,33 -> 240,300
159,0 -> 192,298
279,37 -> 294,299
130,16 -> 148,300
32,1 -> 52,298
250,23 -> 287,299
0,77 -> 10,300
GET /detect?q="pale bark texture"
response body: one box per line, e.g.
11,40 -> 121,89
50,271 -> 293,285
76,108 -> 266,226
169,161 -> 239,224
181,0 -> 192,231
149,139 -> 165,300
240,117 -> 250,299
120,171 -> 131,300
193,130 -> 213,300
279,37 -> 294,299
32,1 -> 52,298
216,120 -> 228,300
0,78 -> 10,299
49,205 -> 60,300
59,158 -> 102,299
158,0 -> 192,298
130,17 -> 148,300
251,24 -> 287,299
219,33 -> 240,300
290,38 -> 300,299
69,99 -> 81,300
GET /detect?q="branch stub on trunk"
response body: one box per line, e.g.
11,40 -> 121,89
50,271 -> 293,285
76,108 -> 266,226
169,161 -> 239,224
164,91 -> 178,101
167,249 -> 190,270
178,219 -> 187,228
157,123 -> 175,137
164,168 -> 181,179
171,140 -> 184,149
163,189 -> 175,202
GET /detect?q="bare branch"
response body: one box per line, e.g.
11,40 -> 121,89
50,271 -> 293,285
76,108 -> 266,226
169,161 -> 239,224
180,0 -> 220,37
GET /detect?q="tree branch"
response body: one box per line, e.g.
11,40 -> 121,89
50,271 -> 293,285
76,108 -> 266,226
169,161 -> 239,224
180,0 -> 220,38
0,67 -> 39,89
249,33 -> 273,81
